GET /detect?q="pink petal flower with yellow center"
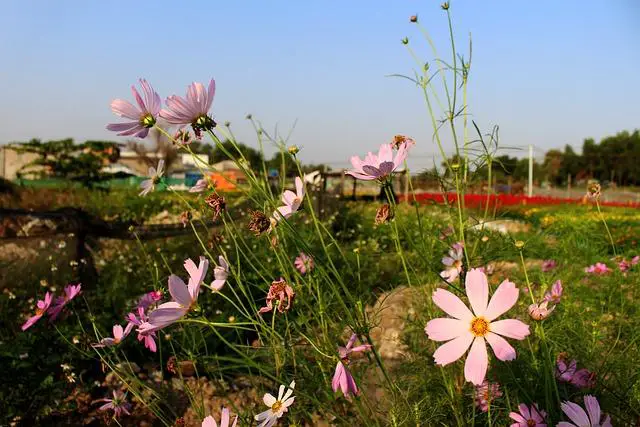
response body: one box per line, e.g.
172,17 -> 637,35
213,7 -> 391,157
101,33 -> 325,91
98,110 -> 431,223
92,324 -> 130,348
332,334 -> 372,399
21,291 -> 54,331
48,283 -> 82,321
294,252 -> 314,275
509,403 -> 547,427
97,390 -> 131,418
346,142 -> 410,181
558,395 -> 611,427
473,380 -> 502,412
274,177 -> 304,222
543,280 -> 563,305
106,79 -> 161,139
202,407 -> 238,427
160,79 -> 217,138
255,381 -> 295,427
425,268 -> 530,385
440,242 -> 464,282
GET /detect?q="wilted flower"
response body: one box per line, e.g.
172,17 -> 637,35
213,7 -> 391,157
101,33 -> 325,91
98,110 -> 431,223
189,179 -> 208,193
21,292 -> 54,331
139,160 -> 165,196
202,408 -> 238,427
528,301 -> 555,321
180,211 -> 192,228
48,283 -> 82,321
106,79 -> 161,138
543,280 -> 563,305
205,194 -> 226,220
586,182 -> 601,200
374,204 -> 393,225
274,177 -> 304,222
211,256 -> 229,291
541,259 -> 557,272
139,257 -> 209,334
473,381 -> 502,412
173,129 -> 194,145
508,403 -> 547,427
332,334 -> 372,399
425,269 -> 530,385
255,381 -> 295,427
294,252 -> 314,275
97,390 -> 131,418
556,355 -> 595,388
346,142 -> 410,182
161,79 -> 217,138
559,395 -> 611,427
249,210 -> 272,236
391,134 -> 416,150
92,324 -> 130,348
584,262 -> 611,275
258,278 -> 295,314
440,242 -> 464,282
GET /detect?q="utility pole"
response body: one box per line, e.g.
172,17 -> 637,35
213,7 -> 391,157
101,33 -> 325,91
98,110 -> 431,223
528,144 -> 533,197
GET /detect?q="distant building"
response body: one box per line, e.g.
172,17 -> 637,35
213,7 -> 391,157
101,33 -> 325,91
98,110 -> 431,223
0,146 -> 41,180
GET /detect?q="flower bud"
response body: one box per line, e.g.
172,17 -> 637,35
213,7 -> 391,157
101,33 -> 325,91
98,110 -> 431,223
288,145 -> 300,155
401,37 -> 409,45
410,15 -> 418,23
441,2 -> 450,10
514,240 -> 525,250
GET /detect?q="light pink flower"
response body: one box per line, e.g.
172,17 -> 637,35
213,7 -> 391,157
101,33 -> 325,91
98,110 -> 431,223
48,283 -> 82,321
346,142 -> 410,181
332,334 -> 372,399
541,259 -> 557,272
97,390 -> 131,418
558,395 -> 611,427
139,257 -> 209,334
440,242 -> 464,282
556,355 -> 595,388
202,407 -> 238,427
584,262 -> 611,275
92,324 -> 130,348
139,159 -> 165,196
425,269 -> 530,385
106,79 -> 161,139
274,177 -> 304,222
509,403 -> 547,427
21,291 -> 53,331
258,278 -> 295,315
632,255 -> 639,265
211,256 -> 229,291
473,381 -> 502,412
528,301 -> 555,321
254,381 -> 295,427
126,306 -> 156,352
189,178 -> 209,193
160,79 -> 216,138
618,258 -> 631,272
294,252 -> 314,275
137,290 -> 163,310
543,280 -> 563,305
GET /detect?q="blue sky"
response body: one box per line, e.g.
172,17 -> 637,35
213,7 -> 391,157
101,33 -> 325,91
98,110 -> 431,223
1,1 -> 638,171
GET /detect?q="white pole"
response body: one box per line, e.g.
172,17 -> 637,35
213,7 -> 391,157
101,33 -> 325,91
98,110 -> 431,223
528,144 -> 533,197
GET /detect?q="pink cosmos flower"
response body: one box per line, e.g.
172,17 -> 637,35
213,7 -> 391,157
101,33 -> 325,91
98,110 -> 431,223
294,252 -> 314,275
160,79 -> 217,138
211,256 -> 229,291
541,259 -> 557,272
255,381 -> 295,427
556,355 -> 595,388
92,324 -> 130,348
258,278 -> 295,315
528,301 -> 555,321
202,408 -> 238,427
97,390 -> 131,418
137,290 -> 163,311
584,262 -> 611,275
425,269 -> 530,385
139,159 -> 165,196
126,306 -> 157,352
332,334 -> 372,399
543,280 -> 563,305
509,403 -> 547,427
106,79 -> 161,139
21,291 -> 54,331
440,242 -> 464,282
632,255 -> 640,265
473,381 -> 502,412
189,178 -> 209,193
48,283 -> 82,321
139,256 -> 209,334
558,395 -> 611,427
346,142 -> 410,181
274,177 -> 304,222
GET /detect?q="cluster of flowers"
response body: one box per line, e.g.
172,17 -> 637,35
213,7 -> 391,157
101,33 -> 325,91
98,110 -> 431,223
21,283 -> 82,331
585,255 -> 638,275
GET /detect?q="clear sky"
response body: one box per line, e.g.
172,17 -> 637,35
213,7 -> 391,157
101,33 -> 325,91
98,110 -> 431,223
1,1 -> 638,171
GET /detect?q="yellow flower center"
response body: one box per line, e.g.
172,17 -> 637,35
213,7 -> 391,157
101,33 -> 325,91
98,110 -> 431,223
470,317 -> 489,337
271,400 -> 283,412
35,308 -> 45,316
527,420 -> 536,427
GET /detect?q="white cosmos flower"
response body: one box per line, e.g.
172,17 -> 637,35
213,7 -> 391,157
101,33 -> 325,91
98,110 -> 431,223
254,380 -> 295,427
139,159 -> 165,196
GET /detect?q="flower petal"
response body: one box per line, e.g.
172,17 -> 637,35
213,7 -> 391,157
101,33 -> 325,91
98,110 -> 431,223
168,275 -> 191,307
490,319 -> 530,340
464,337 -> 488,385
465,268 -> 489,316
561,401 -> 590,426
485,332 -> 516,361
484,279 -> 519,321
425,318 -> 469,341
583,395 -> 601,426
263,393 -> 276,407
432,331 -> 474,366
432,288 -> 474,321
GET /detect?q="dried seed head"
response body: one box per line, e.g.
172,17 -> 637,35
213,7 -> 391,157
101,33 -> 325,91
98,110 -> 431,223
586,182 -> 601,199
375,204 -> 394,225
410,15 -> 418,23
205,194 -> 226,220
248,210 -> 271,235
179,210 -> 192,228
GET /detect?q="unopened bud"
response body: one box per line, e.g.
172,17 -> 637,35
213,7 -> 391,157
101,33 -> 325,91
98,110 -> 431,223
288,145 -> 300,155
401,37 -> 409,45
410,15 -> 418,23
441,2 -> 450,10
515,240 -> 525,250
